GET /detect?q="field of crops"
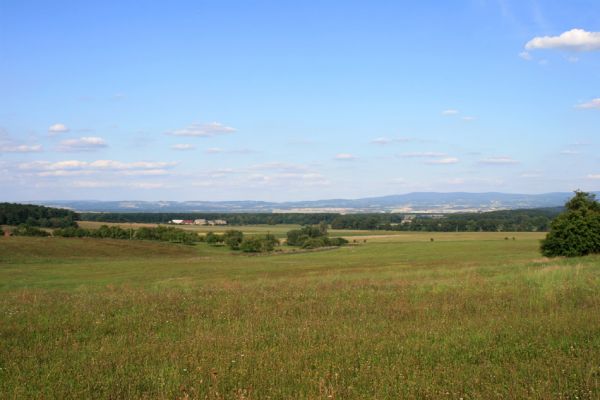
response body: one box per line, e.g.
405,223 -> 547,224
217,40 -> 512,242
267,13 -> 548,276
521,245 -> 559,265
1,230 -> 599,399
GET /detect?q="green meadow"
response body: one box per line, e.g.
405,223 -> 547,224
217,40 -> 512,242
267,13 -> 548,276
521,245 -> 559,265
1,231 -> 599,399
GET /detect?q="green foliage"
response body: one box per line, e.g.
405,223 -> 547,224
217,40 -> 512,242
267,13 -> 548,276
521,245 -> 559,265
223,230 -> 244,250
205,232 -> 224,245
541,191 -> 600,257
239,234 -> 279,253
53,227 -> 92,237
11,224 -> 50,237
54,225 -> 199,245
287,225 -> 347,248
0,203 -> 78,228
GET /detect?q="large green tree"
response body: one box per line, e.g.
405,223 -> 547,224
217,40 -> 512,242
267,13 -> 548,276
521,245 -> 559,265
540,191 -> 600,257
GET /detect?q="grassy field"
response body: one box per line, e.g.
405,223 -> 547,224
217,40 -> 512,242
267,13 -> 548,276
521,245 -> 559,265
1,231 -> 599,399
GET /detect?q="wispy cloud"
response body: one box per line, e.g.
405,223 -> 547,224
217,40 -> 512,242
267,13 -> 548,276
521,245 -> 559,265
560,149 -> 580,155
576,98 -> 600,109
525,29 -> 600,52
479,156 -> 518,165
58,137 -> 108,152
0,144 -> 42,153
426,157 -> 459,165
19,159 -> 177,172
442,109 -> 459,115
48,123 -> 69,134
400,152 -> 447,158
166,122 -> 236,137
370,137 -> 413,145
171,143 -> 196,151
587,174 -> 600,180
334,153 -> 357,161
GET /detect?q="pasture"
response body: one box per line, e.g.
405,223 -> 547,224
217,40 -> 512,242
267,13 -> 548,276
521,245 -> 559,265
1,230 -> 599,399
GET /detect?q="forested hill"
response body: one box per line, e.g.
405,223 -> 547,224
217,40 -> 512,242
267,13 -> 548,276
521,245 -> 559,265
0,203 -> 78,228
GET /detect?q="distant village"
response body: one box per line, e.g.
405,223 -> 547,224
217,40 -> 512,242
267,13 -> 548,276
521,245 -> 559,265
169,219 -> 227,226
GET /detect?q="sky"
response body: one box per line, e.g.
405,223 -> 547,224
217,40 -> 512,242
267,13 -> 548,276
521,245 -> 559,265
1,0 -> 599,202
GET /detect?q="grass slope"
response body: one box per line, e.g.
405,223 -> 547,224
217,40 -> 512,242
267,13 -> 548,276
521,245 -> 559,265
0,232 -> 599,399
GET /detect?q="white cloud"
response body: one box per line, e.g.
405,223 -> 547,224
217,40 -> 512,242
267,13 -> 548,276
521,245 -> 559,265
479,156 -> 518,165
442,109 -> 459,115
206,147 -> 224,154
587,174 -> 600,180
400,152 -> 447,158
461,116 -> 476,121
171,143 -> 196,151
58,136 -> 107,152
334,153 -> 356,160
576,98 -> 600,109
167,122 -> 236,137
19,159 -> 176,172
70,180 -> 166,189
249,162 -> 310,173
426,157 -> 459,165
48,123 -> 69,134
525,29 -> 600,52
0,144 -> 42,153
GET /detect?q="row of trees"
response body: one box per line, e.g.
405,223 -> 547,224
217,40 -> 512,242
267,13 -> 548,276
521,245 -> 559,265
81,212 -> 340,225
330,209 -> 559,232
79,209 -> 560,232
53,225 -> 201,244
204,224 -> 349,252
0,203 -> 78,228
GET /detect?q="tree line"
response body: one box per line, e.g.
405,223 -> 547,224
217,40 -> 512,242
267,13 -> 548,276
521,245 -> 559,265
0,203 -> 78,228
330,208 -> 560,232
78,208 -> 561,232
81,212 -> 340,225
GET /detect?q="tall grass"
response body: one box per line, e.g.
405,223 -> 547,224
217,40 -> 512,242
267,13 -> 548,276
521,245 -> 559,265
1,234 -> 598,399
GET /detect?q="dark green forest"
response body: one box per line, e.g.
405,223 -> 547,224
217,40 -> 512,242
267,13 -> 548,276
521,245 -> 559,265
0,203 -> 78,228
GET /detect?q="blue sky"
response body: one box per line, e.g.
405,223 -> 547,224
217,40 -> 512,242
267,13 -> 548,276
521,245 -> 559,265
1,0 -> 599,201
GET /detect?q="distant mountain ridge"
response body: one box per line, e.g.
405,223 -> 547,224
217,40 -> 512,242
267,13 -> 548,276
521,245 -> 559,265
27,191 -> 600,213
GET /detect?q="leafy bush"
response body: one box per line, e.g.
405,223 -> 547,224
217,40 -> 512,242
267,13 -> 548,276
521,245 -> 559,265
240,234 -> 279,253
223,230 -> 244,250
286,225 -> 347,249
541,191 -> 600,257
53,227 -> 92,237
12,224 -> 50,237
205,232 -> 224,245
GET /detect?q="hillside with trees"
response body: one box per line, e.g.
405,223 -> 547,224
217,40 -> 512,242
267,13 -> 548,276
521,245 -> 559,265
0,203 -> 78,228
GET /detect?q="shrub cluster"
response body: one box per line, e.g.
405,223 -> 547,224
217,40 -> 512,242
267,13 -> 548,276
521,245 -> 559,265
205,230 -> 279,253
541,191 -> 600,257
286,224 -> 348,249
11,224 -> 50,237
